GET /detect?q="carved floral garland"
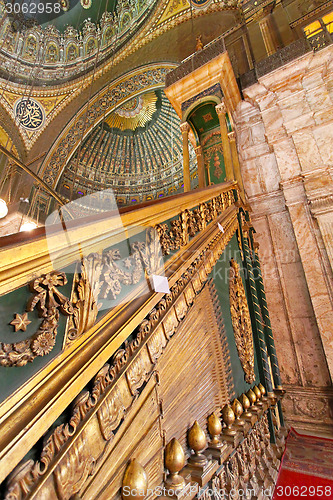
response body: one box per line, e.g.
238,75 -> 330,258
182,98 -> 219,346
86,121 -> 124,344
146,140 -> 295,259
2,191 -> 235,367
229,258 -> 255,384
0,272 -> 73,367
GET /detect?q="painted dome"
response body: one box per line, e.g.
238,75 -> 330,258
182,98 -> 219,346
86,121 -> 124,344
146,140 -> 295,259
0,0 -> 156,84
57,89 -> 198,207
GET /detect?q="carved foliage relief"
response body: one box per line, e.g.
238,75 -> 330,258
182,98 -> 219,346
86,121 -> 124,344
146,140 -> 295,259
229,258 -> 255,384
2,190 -> 235,367
4,214 -> 239,500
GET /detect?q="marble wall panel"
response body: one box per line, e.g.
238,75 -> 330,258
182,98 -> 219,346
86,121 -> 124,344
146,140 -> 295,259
235,47 -> 333,433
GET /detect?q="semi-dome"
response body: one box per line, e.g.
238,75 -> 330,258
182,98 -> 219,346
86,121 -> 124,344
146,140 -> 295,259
57,89 -> 197,207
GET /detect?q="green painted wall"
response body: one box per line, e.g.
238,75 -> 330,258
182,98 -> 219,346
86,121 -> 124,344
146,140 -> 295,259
0,268 -> 74,403
208,232 -> 260,397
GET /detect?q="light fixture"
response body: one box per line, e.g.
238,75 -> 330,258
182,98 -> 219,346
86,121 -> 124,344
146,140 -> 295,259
0,198 -> 8,219
20,221 -> 37,232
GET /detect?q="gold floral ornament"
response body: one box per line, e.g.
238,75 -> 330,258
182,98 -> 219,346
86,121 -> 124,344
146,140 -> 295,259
229,258 -> 255,384
1,272 -> 73,367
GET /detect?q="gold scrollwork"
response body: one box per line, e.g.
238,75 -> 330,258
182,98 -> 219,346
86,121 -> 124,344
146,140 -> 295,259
1,272 -> 73,367
229,258 -> 255,384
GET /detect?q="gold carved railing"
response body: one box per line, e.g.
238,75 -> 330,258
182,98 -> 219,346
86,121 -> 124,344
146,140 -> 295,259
0,182 -> 240,487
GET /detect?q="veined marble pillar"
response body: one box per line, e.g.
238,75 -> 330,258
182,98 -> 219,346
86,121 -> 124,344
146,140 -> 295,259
228,131 -> 245,200
215,102 -> 234,181
180,122 -> 191,192
195,145 -> 205,189
282,180 -> 333,380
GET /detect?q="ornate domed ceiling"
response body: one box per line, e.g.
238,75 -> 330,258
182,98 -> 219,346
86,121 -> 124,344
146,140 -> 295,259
0,0 -> 156,83
57,89 -> 197,206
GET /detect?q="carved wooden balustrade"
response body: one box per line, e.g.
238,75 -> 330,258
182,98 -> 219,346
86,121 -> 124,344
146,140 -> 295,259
1,181 -> 264,494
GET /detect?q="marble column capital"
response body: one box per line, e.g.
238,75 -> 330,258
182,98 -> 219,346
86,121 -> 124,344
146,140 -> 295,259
180,122 -> 190,135
215,102 -> 227,116
195,145 -> 203,157
228,131 -> 236,142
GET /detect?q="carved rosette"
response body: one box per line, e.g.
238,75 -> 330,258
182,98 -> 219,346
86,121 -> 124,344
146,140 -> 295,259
229,259 -> 255,384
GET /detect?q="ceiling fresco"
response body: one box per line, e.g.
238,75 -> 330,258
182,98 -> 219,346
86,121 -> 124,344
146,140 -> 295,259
57,89 -> 197,206
0,0 -> 157,83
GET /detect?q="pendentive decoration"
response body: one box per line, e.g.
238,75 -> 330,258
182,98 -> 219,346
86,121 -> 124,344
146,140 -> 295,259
1,272 -> 73,367
229,258 -> 255,384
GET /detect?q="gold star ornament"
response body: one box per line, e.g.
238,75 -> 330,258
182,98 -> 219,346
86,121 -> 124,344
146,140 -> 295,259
10,313 -> 31,332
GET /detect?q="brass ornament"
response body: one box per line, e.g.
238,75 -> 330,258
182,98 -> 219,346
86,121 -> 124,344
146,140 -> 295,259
164,438 -> 186,488
207,412 -> 223,448
232,399 -> 245,425
258,383 -> 266,397
122,459 -> 148,500
222,404 -> 236,436
188,421 -> 208,465
246,389 -> 257,405
229,258 -> 255,384
239,393 -> 252,417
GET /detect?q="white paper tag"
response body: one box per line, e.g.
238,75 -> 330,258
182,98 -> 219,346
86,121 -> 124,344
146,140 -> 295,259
151,274 -> 170,293
218,223 -> 224,233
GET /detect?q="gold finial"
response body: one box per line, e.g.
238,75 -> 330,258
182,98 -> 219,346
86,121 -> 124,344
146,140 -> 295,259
232,399 -> 245,425
188,421 -> 208,465
122,459 -> 148,500
258,383 -> 266,397
165,438 -> 186,488
207,412 -> 223,447
239,393 -> 252,417
246,389 -> 256,405
252,385 -> 261,401
221,404 -> 236,436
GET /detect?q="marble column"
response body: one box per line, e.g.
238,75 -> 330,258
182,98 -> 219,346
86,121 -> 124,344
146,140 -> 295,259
228,131 -> 245,200
180,122 -> 191,192
195,145 -> 205,189
215,102 -> 234,181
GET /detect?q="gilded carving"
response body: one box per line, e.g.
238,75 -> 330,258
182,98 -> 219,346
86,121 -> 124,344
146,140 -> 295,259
147,325 -> 167,364
229,258 -> 255,384
1,272 -> 73,367
54,433 -> 95,500
126,354 -> 148,396
9,313 -> 31,332
65,254 -> 103,347
174,294 -> 188,321
3,214 -> 239,499
97,386 -> 126,441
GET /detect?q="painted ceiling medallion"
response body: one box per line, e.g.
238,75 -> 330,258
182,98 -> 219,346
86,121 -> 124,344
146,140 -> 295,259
106,92 -> 158,131
116,96 -> 144,118
14,98 -> 45,131
81,0 -> 92,9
